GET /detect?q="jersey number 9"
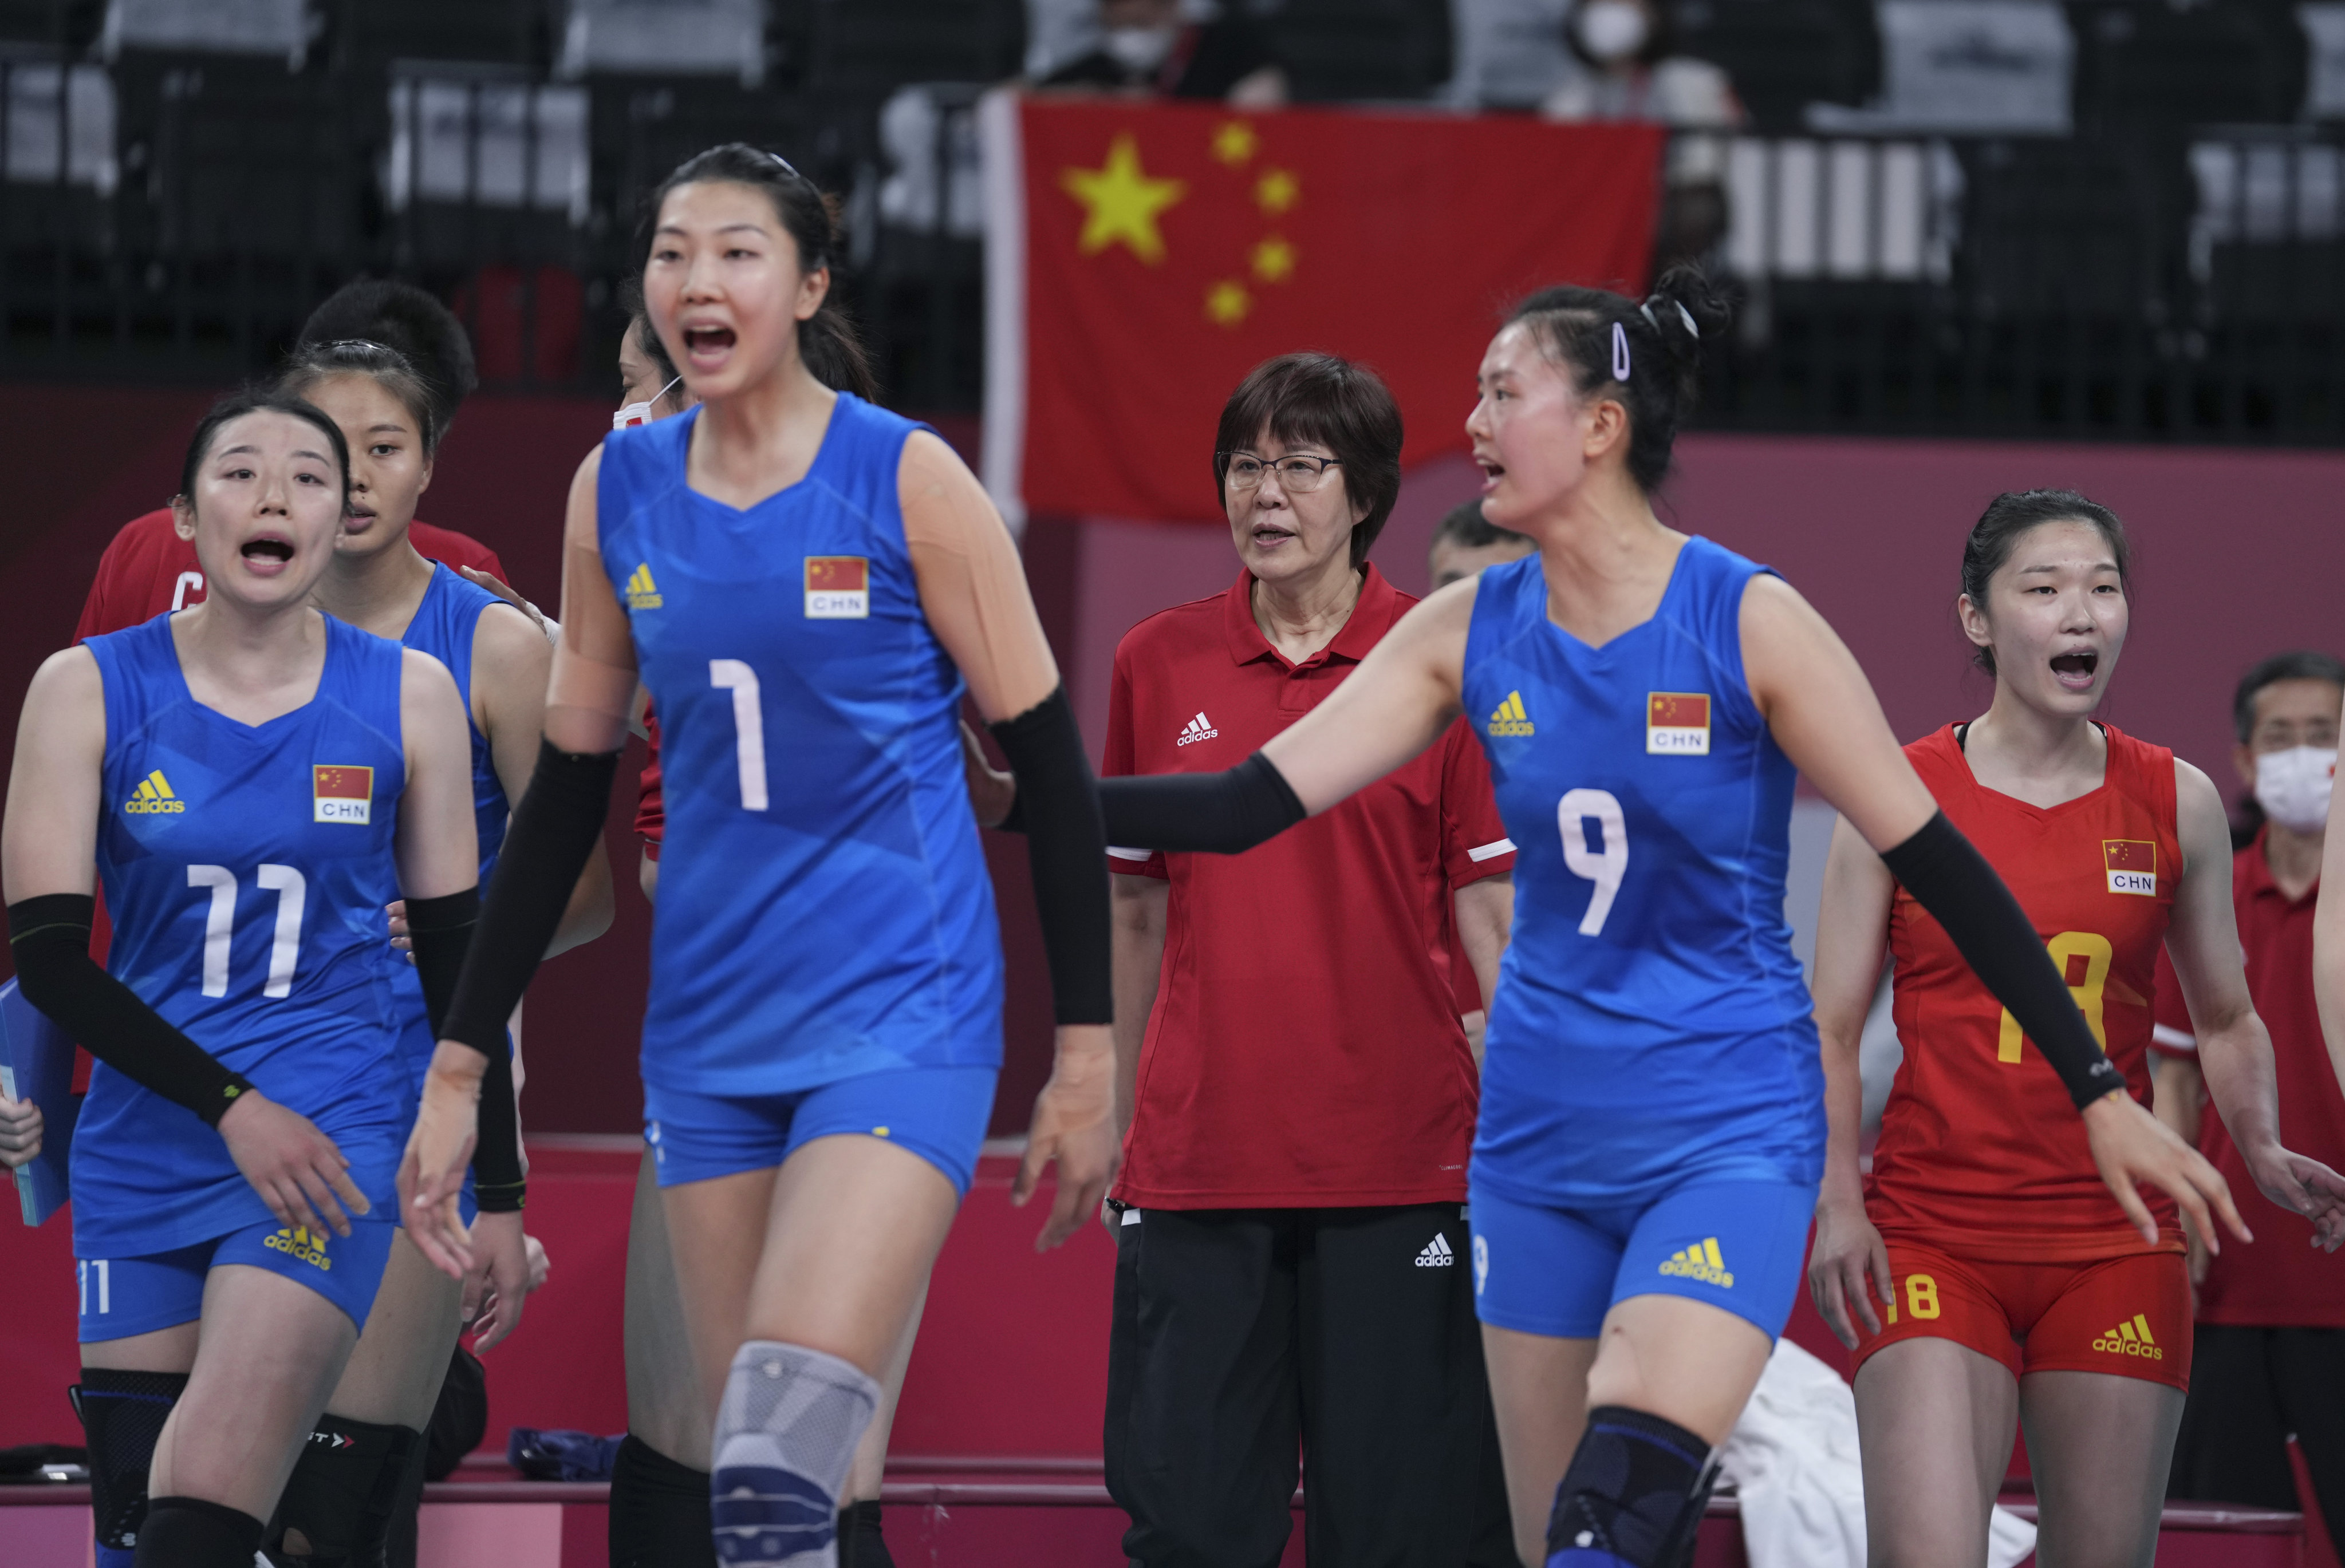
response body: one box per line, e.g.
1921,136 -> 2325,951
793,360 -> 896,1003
1558,788 -> 1629,937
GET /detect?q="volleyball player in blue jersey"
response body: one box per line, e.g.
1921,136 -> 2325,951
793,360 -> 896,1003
3,390 -> 486,1568
399,144 -> 1117,1568
1090,268 -> 2247,1568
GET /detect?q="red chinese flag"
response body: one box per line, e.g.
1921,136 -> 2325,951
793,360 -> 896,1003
805,556 -> 868,593
313,765 -> 372,800
2104,840 -> 2155,874
984,94 -> 1664,524
1649,693 -> 1710,729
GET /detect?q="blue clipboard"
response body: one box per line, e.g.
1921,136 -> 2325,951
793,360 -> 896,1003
0,975 -> 76,1226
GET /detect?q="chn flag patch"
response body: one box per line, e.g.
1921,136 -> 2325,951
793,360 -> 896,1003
2104,839 -> 2156,896
805,556 -> 870,619
313,765 -> 373,825
1647,692 -> 1711,755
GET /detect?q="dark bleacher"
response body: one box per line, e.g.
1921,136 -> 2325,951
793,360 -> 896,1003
1264,0 -> 1453,104
1673,0 -> 1882,133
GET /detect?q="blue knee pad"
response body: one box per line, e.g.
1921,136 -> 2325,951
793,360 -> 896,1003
710,1341 -> 880,1567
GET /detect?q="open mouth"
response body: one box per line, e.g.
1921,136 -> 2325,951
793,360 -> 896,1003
1251,523 -> 1295,546
1477,459 -> 1506,489
683,325 -> 735,357
242,536 -> 293,563
2050,649 -> 2098,684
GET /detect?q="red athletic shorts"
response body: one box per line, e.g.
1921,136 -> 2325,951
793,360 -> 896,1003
1849,1235 -> 2191,1392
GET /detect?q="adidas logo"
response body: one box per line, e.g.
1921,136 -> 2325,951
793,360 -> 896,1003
1659,1237 -> 1735,1287
1415,1234 -> 1456,1267
1176,711 -> 1219,747
264,1225 -> 331,1270
625,562 -> 663,610
1488,690 -> 1535,737
2091,1313 -> 2163,1361
124,769 -> 185,815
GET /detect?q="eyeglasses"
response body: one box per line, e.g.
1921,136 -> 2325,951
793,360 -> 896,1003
1218,453 -> 1343,492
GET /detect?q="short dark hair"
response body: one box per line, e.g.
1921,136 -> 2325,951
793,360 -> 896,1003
178,388 -> 352,512
1212,352 -> 1402,568
2233,651 -> 2345,742
1432,500 -> 1531,554
618,277 -> 682,388
297,280 -> 476,438
1958,488 -> 2131,676
1506,263 -> 1728,495
276,338 -> 443,454
643,143 -> 877,402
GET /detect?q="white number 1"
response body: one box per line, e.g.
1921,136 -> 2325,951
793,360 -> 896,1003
709,659 -> 768,811
1558,788 -> 1629,937
188,863 -> 306,998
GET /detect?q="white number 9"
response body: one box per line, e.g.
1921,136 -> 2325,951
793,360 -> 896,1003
1558,788 -> 1629,937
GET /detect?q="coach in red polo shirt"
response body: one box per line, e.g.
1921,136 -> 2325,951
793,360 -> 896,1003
1099,353 -> 1518,1568
2151,651 -> 2345,1544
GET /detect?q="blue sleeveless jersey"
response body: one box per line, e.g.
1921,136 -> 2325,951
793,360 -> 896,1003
1461,537 -> 1823,1207
77,614 -> 412,1255
380,562 -> 510,1086
597,394 -> 1002,1096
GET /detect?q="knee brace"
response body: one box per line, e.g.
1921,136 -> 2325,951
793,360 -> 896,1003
710,1341 -> 880,1568
1545,1406 -> 1719,1568
264,1415 -> 414,1567
380,1428 -> 429,1568
134,1496 -> 264,1568
610,1433 -> 716,1568
72,1367 -> 189,1566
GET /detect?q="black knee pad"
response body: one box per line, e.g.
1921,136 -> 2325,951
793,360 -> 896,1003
1546,1405 -> 1719,1568
265,1415 -> 414,1567
135,1496 -> 264,1568
381,1425 -> 429,1568
609,1432 -> 715,1568
72,1368 -> 189,1554
839,1498 -> 894,1568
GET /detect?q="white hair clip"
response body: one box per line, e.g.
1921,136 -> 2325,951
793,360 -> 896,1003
1611,320 -> 1631,381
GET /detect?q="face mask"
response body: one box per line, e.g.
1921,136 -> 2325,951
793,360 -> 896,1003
1102,23 -> 1179,73
614,377 -> 681,430
1574,0 -> 1651,62
2254,744 -> 2337,834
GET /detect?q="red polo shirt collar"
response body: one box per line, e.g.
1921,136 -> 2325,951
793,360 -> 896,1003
1221,562 -> 1406,670
2240,824 -> 2318,909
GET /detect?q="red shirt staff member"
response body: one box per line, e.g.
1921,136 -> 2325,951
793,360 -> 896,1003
1100,353 -> 1518,1567
2152,651 -> 2345,1544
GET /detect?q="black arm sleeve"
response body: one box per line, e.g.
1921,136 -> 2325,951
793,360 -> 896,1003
439,739 -> 618,1060
406,887 -> 522,1211
7,894 -> 254,1127
988,688 -> 1112,1026
1881,811 -> 2126,1110
1096,751 -> 1307,856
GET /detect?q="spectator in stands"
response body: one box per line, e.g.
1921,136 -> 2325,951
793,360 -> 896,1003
1428,498 -> 1536,591
1038,0 -> 1287,106
1541,0 -> 1741,268
1096,353 -> 1515,1566
2153,651 -> 2345,1545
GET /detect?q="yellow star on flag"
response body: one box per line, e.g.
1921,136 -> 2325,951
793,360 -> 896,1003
1211,120 -> 1258,167
1255,167 -> 1299,216
1205,279 -> 1252,326
1250,235 -> 1296,284
1061,133 -> 1187,264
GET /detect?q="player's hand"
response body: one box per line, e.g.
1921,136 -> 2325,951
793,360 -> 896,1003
385,899 -> 416,961
461,1210 -> 533,1352
218,1090 -> 369,1238
458,567 -> 551,638
399,1043 -> 484,1279
1807,1195 -> 1893,1349
0,1090 -> 45,1169
1014,1025 -> 1119,1251
959,720 -> 1017,829
2083,1089 -> 2247,1251
2237,1139 -> 2345,1253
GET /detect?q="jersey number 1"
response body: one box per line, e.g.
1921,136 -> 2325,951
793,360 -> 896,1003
188,864 -> 305,998
710,660 -> 769,812
1558,788 -> 1629,937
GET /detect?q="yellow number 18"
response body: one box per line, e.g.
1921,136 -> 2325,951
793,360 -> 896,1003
1997,930 -> 2111,1064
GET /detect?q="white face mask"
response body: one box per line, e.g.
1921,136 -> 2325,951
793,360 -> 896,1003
1574,0 -> 1651,61
1102,23 -> 1179,73
613,377 -> 681,430
2254,744 -> 2338,834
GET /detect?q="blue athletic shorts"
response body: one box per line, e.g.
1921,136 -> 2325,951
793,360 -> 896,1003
76,1215 -> 399,1343
1468,1176 -> 1818,1340
643,1065 -> 998,1197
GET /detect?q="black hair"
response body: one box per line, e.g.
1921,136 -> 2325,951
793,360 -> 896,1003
297,280 -> 476,439
1505,264 -> 1728,495
176,388 -> 352,513
1958,489 -> 2132,676
276,339 -> 443,454
1212,352 -> 1404,568
643,143 -> 878,403
2233,650 -> 2345,743
617,277 -> 683,389
1432,500 -> 1532,554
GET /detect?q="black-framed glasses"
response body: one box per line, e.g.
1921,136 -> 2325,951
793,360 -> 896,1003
1217,452 -> 1343,492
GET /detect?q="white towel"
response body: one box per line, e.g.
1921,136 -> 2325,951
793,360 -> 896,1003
1719,1339 -> 2036,1568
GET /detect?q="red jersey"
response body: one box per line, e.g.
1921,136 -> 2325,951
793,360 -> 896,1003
74,508 -> 509,641
638,707 -> 665,858
2151,834 -> 2345,1326
1105,565 -> 1516,1210
1867,722 -> 2182,1261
